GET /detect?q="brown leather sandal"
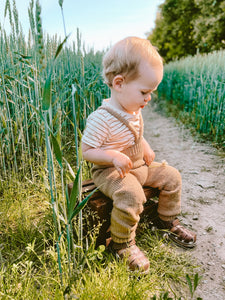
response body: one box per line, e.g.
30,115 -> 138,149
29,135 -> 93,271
152,216 -> 197,248
109,240 -> 150,274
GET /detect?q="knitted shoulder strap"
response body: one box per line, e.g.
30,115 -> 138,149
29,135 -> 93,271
98,106 -> 143,142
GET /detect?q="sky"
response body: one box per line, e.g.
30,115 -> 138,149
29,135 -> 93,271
0,0 -> 164,52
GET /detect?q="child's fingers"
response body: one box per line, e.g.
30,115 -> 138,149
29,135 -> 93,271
117,166 -> 131,178
144,157 -> 149,165
144,154 -> 154,166
128,160 -> 133,169
117,167 -> 124,178
114,156 -> 133,178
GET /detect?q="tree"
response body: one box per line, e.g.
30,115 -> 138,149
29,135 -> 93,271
148,0 -> 199,62
148,0 -> 225,62
193,0 -> 225,52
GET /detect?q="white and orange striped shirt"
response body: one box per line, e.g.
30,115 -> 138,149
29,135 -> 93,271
82,99 -> 143,151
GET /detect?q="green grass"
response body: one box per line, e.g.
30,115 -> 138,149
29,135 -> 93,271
158,51 -> 225,149
0,3 -> 109,178
0,177 -> 201,300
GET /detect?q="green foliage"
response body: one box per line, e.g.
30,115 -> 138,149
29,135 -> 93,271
151,273 -> 203,299
40,29 -> 101,285
149,0 -> 225,62
152,292 -> 174,300
158,50 -> 225,147
185,273 -> 203,299
193,0 -> 225,53
0,0 -> 108,178
0,178 -> 201,299
42,71 -> 52,110
149,0 -> 199,62
68,180 -> 98,223
42,34 -> 70,111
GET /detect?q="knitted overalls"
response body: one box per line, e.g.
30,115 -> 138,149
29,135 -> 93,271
91,106 -> 182,244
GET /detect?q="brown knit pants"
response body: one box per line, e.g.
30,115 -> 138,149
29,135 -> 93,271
92,162 -> 181,243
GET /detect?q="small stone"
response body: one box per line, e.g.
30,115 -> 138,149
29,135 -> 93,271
221,265 -> 225,270
207,261 -> 215,266
192,215 -> 198,220
189,170 -> 199,174
196,182 -> 215,189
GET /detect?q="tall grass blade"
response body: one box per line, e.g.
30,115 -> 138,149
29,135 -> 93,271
54,34 -> 70,60
194,273 -> 202,292
51,132 -> 62,168
185,274 -> 193,297
56,239 -> 63,287
71,84 -> 79,167
67,166 -> 81,221
43,113 -> 58,233
42,71 -> 52,111
68,187 -> 98,223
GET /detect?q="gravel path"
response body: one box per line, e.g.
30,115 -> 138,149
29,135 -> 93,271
142,104 -> 225,300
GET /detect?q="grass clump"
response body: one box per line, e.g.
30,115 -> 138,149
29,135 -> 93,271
0,177 -> 200,299
73,233 -> 195,300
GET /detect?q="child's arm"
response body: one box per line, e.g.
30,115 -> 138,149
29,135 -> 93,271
142,138 -> 155,166
82,142 -> 133,178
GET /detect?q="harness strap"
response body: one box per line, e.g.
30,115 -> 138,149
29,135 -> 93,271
98,106 -> 143,142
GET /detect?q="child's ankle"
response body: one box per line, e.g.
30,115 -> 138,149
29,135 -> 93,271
158,214 -> 177,221
112,240 -> 135,250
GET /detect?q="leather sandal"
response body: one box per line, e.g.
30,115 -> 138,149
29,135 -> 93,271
109,240 -> 150,274
152,216 -> 197,248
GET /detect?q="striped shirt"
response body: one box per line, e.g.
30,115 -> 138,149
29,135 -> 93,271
82,99 -> 142,151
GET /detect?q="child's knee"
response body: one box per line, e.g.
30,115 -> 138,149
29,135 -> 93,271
165,165 -> 182,189
169,165 -> 181,181
113,186 -> 146,206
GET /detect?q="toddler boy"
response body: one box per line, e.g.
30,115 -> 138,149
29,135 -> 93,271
82,37 -> 196,274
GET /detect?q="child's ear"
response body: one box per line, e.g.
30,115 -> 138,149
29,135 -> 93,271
112,75 -> 124,91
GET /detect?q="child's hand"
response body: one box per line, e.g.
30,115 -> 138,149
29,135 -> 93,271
82,143 -> 132,177
143,138 -> 155,166
143,148 -> 155,166
112,152 -> 133,178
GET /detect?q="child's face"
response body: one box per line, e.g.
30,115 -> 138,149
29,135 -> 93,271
117,61 -> 163,114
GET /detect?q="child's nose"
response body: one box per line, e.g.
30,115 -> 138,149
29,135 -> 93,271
145,94 -> 151,102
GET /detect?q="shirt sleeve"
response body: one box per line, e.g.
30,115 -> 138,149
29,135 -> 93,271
81,110 -> 109,148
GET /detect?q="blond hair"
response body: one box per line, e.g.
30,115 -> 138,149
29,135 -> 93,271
103,36 -> 163,87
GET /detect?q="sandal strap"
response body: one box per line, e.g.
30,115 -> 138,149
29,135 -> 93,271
170,219 -> 196,242
118,245 -> 150,273
110,241 -> 150,274
151,216 -> 196,246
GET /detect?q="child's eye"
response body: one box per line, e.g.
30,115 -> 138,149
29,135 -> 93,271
141,91 -> 153,96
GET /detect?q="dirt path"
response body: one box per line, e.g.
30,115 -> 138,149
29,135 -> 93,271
142,105 -> 225,300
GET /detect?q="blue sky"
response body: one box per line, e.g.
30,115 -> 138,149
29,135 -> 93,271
0,0 -> 164,51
